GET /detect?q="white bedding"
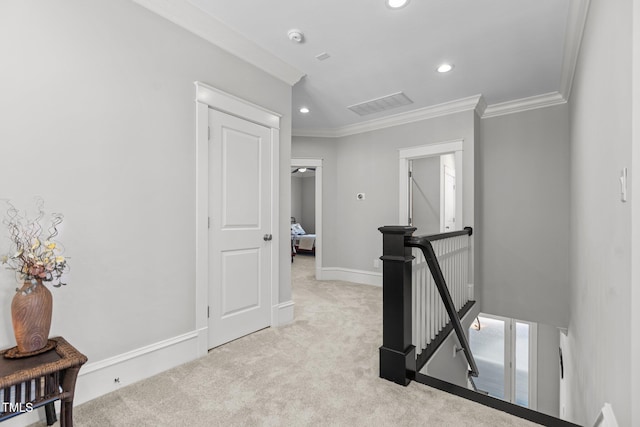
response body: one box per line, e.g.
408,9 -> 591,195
295,234 -> 316,251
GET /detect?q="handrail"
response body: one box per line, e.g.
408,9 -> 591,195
407,226 -> 473,244
406,227 -> 478,377
378,225 -> 477,386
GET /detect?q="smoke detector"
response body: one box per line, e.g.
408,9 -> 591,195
287,29 -> 304,43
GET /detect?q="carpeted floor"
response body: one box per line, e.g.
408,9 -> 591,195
35,254 -> 536,426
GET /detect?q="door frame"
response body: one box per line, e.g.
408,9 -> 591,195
290,158 -> 323,280
471,313 -> 538,410
194,81 -> 281,356
399,140 -> 464,227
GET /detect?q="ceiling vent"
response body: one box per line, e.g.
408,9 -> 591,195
347,92 -> 413,116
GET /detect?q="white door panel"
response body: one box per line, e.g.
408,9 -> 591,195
209,108 -> 271,349
221,127 -> 261,228
221,249 -> 260,317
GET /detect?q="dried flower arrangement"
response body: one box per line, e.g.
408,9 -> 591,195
1,199 -> 69,293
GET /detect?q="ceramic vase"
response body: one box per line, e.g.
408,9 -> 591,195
11,279 -> 53,353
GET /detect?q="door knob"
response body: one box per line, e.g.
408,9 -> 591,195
263,234 -> 273,241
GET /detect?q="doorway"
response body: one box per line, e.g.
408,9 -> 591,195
408,153 -> 457,234
400,140 -> 464,230
290,158 -> 322,280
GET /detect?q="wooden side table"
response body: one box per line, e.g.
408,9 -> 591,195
0,337 -> 87,426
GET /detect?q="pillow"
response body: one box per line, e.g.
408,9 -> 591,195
291,223 -> 306,235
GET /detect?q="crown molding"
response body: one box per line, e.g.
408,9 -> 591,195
293,95 -> 483,138
292,128 -> 346,138
559,0 -> 592,100
132,0 -> 305,86
475,96 -> 488,118
482,92 -> 567,118
293,92 -> 570,137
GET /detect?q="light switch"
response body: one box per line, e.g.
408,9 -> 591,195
620,167 -> 628,203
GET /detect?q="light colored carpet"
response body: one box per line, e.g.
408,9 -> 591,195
35,254 -> 536,426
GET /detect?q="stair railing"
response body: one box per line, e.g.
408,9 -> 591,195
378,225 -> 477,386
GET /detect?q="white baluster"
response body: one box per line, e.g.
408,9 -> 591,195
412,251 -> 417,352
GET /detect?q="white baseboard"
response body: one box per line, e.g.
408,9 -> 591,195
273,300 -> 295,326
75,330 -> 203,405
320,267 -> 382,287
2,330 -> 205,427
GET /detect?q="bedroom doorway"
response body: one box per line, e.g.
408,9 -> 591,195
291,158 -> 322,280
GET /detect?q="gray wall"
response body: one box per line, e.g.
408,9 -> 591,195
478,104 -> 570,328
566,0 -> 633,424
536,323 -> 560,417
336,113 -> 476,273
291,176 -> 303,223
0,0 -> 292,363
294,111 -> 475,273
301,176 -> 316,233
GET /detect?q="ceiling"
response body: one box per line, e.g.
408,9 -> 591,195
149,0 -> 581,134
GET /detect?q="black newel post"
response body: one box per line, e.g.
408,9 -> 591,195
378,226 -> 416,386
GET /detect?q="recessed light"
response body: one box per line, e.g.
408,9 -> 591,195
386,0 -> 409,9
437,63 -> 454,73
299,107 -> 310,114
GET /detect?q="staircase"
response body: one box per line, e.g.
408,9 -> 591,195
378,225 -> 580,427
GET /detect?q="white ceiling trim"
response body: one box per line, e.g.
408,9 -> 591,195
559,0 -> 592,100
132,0 -> 305,86
482,92 -> 567,119
294,95 -> 484,138
293,91 -> 571,137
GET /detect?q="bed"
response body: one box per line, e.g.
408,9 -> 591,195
291,221 -> 316,260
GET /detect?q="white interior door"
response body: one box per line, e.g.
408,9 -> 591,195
208,108 -> 272,349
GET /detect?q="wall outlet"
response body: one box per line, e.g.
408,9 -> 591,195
356,193 -> 365,200
373,258 -> 380,268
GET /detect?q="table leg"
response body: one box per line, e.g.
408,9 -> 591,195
45,402 -> 57,426
60,399 -> 73,427
60,366 -> 81,427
